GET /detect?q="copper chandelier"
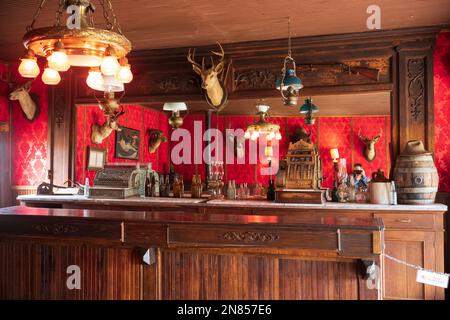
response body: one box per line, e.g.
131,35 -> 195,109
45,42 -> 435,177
18,0 -> 132,91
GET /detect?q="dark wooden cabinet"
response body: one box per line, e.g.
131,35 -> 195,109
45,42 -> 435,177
373,212 -> 445,300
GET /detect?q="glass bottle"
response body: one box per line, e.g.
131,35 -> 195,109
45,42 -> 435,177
267,179 -> 275,201
145,172 -> 151,197
159,175 -> 166,197
150,174 -> 156,197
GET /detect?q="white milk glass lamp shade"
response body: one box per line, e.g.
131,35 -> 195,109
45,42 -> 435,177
19,58 -> 40,78
47,51 -> 70,72
42,67 -> 61,85
101,56 -> 121,76
163,102 -> 188,112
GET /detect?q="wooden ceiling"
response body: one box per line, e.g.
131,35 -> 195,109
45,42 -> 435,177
0,0 -> 449,61
142,91 -> 391,117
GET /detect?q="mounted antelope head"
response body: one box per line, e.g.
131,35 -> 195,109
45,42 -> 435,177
91,108 -> 125,145
358,128 -> 382,162
1,72 -> 39,121
148,129 -> 167,153
187,42 -> 228,110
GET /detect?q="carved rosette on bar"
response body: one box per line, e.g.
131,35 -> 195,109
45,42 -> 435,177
393,140 -> 439,204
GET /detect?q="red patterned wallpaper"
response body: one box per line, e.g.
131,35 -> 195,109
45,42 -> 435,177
434,32 -> 450,192
171,114 -> 207,181
75,104 -> 169,184
3,33 -> 448,191
172,115 -> 390,188
10,64 -> 48,186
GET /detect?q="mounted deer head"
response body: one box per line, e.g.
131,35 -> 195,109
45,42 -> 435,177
358,128 -> 382,162
148,129 -> 167,153
187,42 -> 228,110
97,91 -> 122,116
1,72 -> 39,121
91,108 -> 125,145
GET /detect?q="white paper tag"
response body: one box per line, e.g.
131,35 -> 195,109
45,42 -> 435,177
416,269 -> 449,289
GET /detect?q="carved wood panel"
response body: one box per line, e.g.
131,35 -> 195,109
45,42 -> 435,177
396,47 -> 435,157
407,58 -> 425,122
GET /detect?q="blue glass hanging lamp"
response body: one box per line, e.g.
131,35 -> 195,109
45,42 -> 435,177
299,97 -> 319,125
276,18 -> 303,106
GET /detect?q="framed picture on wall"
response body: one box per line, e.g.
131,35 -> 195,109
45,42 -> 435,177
115,127 -> 140,160
87,147 -> 106,171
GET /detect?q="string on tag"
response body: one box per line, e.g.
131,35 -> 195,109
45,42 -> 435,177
383,253 -> 450,276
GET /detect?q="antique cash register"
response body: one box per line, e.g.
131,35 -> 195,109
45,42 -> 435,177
275,129 -> 326,203
89,166 -> 144,198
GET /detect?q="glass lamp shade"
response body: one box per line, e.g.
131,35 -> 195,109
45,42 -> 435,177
47,51 -> 70,72
250,131 -> 259,141
276,69 -> 303,90
265,145 -> 274,158
163,102 -> 188,112
299,97 -> 319,114
116,64 -> 133,83
266,132 -> 275,140
42,67 -> 61,85
330,148 -> 340,160
87,74 -> 124,92
275,131 -> 282,140
18,58 -> 40,78
67,55 -> 103,67
256,102 -> 270,114
86,70 -> 104,90
244,130 -> 251,139
101,56 -> 120,76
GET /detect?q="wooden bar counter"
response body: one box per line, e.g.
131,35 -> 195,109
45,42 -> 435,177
0,204 -> 385,300
7,196 -> 449,300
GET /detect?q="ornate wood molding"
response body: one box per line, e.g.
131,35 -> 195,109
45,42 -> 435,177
220,231 -> 279,242
155,75 -> 200,93
394,43 -> 435,161
32,223 -> 79,235
233,69 -> 278,91
407,58 -> 425,121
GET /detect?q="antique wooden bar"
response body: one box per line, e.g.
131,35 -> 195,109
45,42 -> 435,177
0,205 -> 383,300
14,196 -> 449,299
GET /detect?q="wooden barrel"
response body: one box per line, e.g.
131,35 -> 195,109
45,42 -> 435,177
393,141 -> 438,205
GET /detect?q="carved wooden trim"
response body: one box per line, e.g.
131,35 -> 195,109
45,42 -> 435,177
154,75 -> 200,93
32,223 -> 79,235
233,69 -> 278,91
407,58 -> 425,121
220,231 -> 279,242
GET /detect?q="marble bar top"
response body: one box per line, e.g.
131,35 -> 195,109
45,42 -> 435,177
17,194 -> 207,204
17,194 -> 448,212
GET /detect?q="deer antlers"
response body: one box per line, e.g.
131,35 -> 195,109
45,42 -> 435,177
358,128 -> 382,162
358,128 -> 382,143
187,42 -> 225,74
187,48 -> 203,75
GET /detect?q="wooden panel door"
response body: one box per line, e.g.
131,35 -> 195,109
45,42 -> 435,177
382,230 -> 437,300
